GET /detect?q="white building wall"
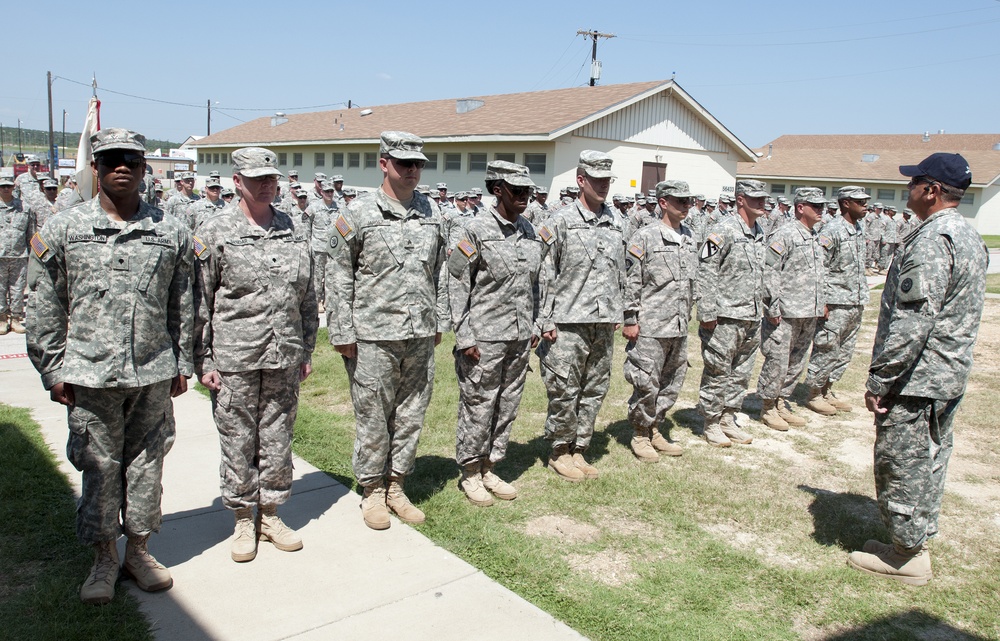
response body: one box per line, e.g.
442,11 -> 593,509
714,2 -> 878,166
975,185 -> 1000,234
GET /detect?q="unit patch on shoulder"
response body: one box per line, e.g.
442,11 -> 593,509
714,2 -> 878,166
628,243 -> 645,259
30,233 -> 49,259
335,215 -> 353,239
818,235 -> 832,249
538,226 -> 555,244
192,235 -> 209,258
900,277 -> 913,293
768,241 -> 785,255
456,238 -> 478,260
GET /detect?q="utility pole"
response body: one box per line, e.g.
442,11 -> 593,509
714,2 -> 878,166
577,29 -> 615,86
47,71 -> 57,173
17,119 -> 22,154
62,110 -> 67,160
207,98 -> 211,136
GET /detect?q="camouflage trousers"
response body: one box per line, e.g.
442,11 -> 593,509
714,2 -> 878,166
757,316 -> 818,400
212,366 -> 300,510
698,318 -> 760,420
345,337 -> 435,487
66,380 -> 174,544
312,251 -> 327,307
624,334 -> 688,430
454,339 -> 530,466
538,323 -> 615,449
865,239 -> 880,267
0,257 -> 26,317
804,304 -> 864,389
878,242 -> 897,271
875,395 -> 959,549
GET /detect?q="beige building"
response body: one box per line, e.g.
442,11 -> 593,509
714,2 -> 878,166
190,80 -> 756,198
738,134 -> 1000,234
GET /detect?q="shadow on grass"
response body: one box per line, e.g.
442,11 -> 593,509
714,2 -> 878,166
825,609 -> 990,641
799,484 -> 885,551
671,407 -> 704,435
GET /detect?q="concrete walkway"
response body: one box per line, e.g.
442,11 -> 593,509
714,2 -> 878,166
0,332 -> 585,641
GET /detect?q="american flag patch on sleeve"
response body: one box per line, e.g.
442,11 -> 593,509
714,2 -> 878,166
538,226 -> 554,244
456,239 -> 477,259
335,215 -> 353,238
30,233 -> 49,259
628,243 -> 644,259
192,235 -> 208,258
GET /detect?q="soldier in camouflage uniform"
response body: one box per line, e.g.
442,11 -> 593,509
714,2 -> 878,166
878,207 -> 898,271
164,172 -> 199,221
757,188 -> 827,431
13,154 -> 43,203
848,153 -> 988,586
536,150 -> 626,481
326,131 -> 450,530
864,202 -> 884,274
194,147 -> 317,562
523,185 -> 550,224
331,175 -> 347,208
448,161 -> 545,506
0,175 -> 30,335
185,179 -> 225,230
622,180 -> 697,462
696,180 -> 767,447
26,129 -> 192,604
803,186 -> 871,415
304,180 -> 340,313
32,178 -> 62,233
897,208 -> 917,239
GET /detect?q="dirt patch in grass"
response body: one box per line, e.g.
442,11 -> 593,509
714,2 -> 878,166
566,549 -> 637,586
524,515 -> 600,543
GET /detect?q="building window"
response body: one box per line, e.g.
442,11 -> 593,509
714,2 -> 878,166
198,153 -> 205,164
332,153 -> 344,167
444,153 -> 461,171
424,152 -> 438,171
494,152 -> 515,163
364,152 -> 377,169
961,192 -> 975,205
278,153 -> 287,166
468,153 -> 487,172
770,183 -> 786,194
213,153 -> 220,164
221,153 -> 228,164
315,153 -> 325,167
523,153 -> 546,175
348,153 -> 360,168
293,153 -> 303,167
876,189 -> 895,201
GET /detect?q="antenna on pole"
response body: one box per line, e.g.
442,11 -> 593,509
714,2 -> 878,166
91,74 -> 97,98
577,29 -> 615,86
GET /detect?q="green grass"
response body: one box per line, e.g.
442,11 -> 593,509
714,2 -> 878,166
987,273 -> 1000,295
294,305 -> 1000,641
980,234 -> 1000,249
0,405 -> 152,641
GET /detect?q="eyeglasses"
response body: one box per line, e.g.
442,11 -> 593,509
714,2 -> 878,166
672,196 -> 692,205
44,187 -> 58,191
456,197 -> 468,201
504,184 -> 533,197
907,176 -> 939,191
96,153 -> 144,169
393,158 -> 426,169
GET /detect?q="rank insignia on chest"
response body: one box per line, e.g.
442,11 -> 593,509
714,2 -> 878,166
456,238 -> 477,260
335,215 -> 353,239
768,241 -> 785,255
193,236 -> 209,258
538,226 -> 555,244
628,243 -> 644,259
818,235 -> 832,249
30,233 -> 49,259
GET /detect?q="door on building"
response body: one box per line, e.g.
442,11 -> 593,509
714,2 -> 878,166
641,162 -> 666,195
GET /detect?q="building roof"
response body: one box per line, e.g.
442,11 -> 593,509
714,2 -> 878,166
192,80 -> 755,160
739,134 -> 1000,187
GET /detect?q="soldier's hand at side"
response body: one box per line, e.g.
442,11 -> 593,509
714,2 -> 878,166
170,375 -> 188,397
463,345 -> 481,361
767,315 -> 782,326
434,332 -> 442,346
201,370 -> 222,391
823,305 -> 829,320
49,382 -> 75,407
530,334 -> 540,348
542,328 -> 558,343
299,362 -> 312,382
335,342 -> 358,359
865,391 -> 887,415
700,320 -> 717,331
622,324 -> 639,342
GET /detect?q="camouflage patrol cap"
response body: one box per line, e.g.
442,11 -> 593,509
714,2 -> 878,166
655,179 -> 693,200
35,173 -> 52,181
332,175 -> 344,182
155,185 -> 164,193
42,178 -> 59,189
436,182 -> 447,190
296,191 -> 309,199
535,186 -> 548,194
321,180 -> 336,191
287,169 -> 299,176
837,185 -> 870,201
472,187 -> 483,195
485,160 -> 535,187
776,196 -> 791,205
343,187 -> 357,196
578,150 -> 616,179
380,131 -> 428,161
612,193 -> 623,201
446,192 -> 454,198
566,185 -> 580,195
706,200 -> 717,207
232,147 -> 283,178
694,194 -> 706,200
91,128 -> 146,154
24,154 -> 41,164
455,191 -> 468,200
0,176 -> 14,187
827,201 -> 838,210
289,181 -> 302,189
735,180 -> 768,198
718,194 -> 733,204
314,172 -> 327,182
903,208 -> 913,216
793,187 -> 826,205
209,170 -> 221,178
205,179 -> 222,189
637,198 -> 647,206
221,187 -> 234,196
873,202 -> 883,209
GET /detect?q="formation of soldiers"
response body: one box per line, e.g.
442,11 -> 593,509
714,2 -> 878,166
15,124 -> 988,603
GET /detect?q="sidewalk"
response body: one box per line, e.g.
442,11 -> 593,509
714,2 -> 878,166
0,332 -> 585,641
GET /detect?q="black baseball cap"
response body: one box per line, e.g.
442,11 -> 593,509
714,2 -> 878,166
899,153 -> 972,190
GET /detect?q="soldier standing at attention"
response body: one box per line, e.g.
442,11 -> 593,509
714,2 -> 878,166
194,147 -> 317,562
622,180 -> 698,462
696,180 -> 767,447
757,188 -> 827,431
803,186 -> 871,415
164,172 -> 199,221
536,150 -> 626,481
0,175 -> 29,335
27,128 -> 193,604
326,131 -> 450,530
848,153 -> 987,586
448,161 -> 545,506
305,180 -> 339,314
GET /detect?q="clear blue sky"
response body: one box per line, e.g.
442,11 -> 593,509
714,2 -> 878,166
6,0 -> 1000,150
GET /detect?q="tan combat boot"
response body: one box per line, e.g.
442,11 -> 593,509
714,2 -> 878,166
650,427 -> 683,456
759,399 -> 789,431
123,534 -> 172,591
260,505 -> 303,552
481,461 -> 517,500
231,507 -> 257,562
806,387 -> 838,415
361,481 -> 390,531
630,426 -> 659,463
702,416 -> 732,448
720,410 -> 753,444
0,313 -> 9,336
847,544 -> 932,586
80,539 -> 119,604
386,477 -> 425,524
776,398 -> 806,427
9,316 -> 25,334
822,383 -> 853,412
548,443 -> 585,482
572,446 -> 599,479
460,462 -> 494,507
